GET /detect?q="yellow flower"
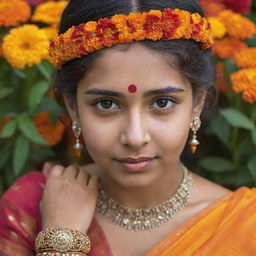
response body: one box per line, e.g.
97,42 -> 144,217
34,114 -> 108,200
231,68 -> 256,103
32,0 -> 68,25
208,17 -> 226,39
218,10 -> 256,39
41,27 -> 58,41
0,0 -> 31,27
2,24 -> 49,69
233,48 -> 256,68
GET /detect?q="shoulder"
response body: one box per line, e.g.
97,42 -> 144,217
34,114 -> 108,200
189,172 -> 232,207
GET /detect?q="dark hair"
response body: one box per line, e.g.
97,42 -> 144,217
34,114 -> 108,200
53,0 -> 217,118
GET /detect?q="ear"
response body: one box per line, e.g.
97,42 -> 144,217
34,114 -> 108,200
191,89 -> 207,120
63,93 -> 79,122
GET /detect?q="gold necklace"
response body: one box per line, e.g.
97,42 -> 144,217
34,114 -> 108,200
96,164 -> 193,231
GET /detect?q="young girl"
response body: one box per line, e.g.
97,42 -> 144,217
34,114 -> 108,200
0,0 -> 255,255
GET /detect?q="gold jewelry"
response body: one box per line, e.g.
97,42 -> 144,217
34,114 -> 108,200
72,121 -> 83,158
96,164 -> 193,231
189,116 -> 201,154
35,227 -> 91,254
36,253 -> 86,256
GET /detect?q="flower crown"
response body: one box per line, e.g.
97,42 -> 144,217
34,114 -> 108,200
49,8 -> 213,68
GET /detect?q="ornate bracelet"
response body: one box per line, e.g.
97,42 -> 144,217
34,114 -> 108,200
35,227 -> 91,254
36,253 -> 86,256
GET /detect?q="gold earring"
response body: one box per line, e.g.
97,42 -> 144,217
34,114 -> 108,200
189,116 -> 201,154
72,120 -> 83,158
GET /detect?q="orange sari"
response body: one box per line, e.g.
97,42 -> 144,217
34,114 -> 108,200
0,171 -> 255,255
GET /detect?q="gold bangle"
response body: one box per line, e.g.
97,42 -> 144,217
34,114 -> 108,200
36,253 -> 87,256
35,227 -> 91,254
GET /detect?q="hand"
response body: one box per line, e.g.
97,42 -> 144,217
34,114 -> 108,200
40,164 -> 99,233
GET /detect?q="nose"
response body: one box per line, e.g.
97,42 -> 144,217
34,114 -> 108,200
120,110 -> 151,150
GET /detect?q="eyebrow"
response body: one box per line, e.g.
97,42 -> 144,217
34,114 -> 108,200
84,86 -> 185,97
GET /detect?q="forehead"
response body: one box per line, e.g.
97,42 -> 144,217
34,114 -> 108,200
78,43 -> 190,92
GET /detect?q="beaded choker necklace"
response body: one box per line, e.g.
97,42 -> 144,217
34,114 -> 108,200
96,164 -> 193,231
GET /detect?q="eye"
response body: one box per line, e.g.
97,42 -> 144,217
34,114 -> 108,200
151,97 -> 179,111
91,98 -> 120,112
91,96 -> 179,113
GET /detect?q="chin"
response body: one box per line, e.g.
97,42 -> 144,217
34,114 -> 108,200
112,172 -> 161,189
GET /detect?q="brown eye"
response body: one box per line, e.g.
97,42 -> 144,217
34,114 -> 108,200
101,100 -> 113,109
151,97 -> 179,112
92,98 -> 120,112
156,98 -> 169,108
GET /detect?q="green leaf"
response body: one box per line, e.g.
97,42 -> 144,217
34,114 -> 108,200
17,112 -> 48,145
248,156 -> 256,181
209,114 -> 231,147
252,129 -> 256,145
0,149 -> 12,170
199,157 -> 234,172
13,68 -> 27,79
224,58 -> 238,76
37,61 -> 55,81
37,97 -> 64,117
237,136 -> 254,157
220,108 -> 255,130
29,80 -> 50,111
0,119 -> 17,138
0,87 -> 14,99
13,134 -> 30,176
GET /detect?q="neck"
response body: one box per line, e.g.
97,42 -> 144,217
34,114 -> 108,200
98,161 -> 185,209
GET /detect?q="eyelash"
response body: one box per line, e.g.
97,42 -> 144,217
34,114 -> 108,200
90,96 -> 180,113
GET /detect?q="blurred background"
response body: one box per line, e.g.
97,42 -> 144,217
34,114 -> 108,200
0,0 -> 256,195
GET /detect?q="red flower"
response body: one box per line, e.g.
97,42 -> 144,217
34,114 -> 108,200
162,9 -> 181,40
96,18 -> 119,47
224,0 -> 252,14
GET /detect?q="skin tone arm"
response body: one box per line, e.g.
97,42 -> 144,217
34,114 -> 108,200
40,164 -> 98,233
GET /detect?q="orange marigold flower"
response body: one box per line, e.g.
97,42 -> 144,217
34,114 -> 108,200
233,48 -> 256,68
95,18 -> 119,47
212,37 -> 248,59
230,68 -> 256,103
0,0 -> 31,27
144,10 -> 163,40
216,62 -> 228,93
218,10 -> 256,39
32,0 -> 68,25
208,17 -> 226,39
162,9 -> 181,40
33,111 -> 65,146
200,1 -> 226,17
242,87 -> 256,103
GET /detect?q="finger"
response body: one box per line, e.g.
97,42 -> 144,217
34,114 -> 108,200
62,165 -> 79,180
76,169 -> 90,185
42,162 -> 56,178
39,183 -> 45,189
48,165 -> 65,178
88,175 -> 99,192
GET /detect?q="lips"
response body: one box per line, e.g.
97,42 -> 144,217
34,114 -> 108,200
116,157 -> 156,163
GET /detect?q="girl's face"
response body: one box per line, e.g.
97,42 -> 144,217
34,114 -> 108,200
65,44 -> 205,188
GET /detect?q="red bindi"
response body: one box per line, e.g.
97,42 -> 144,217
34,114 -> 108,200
128,84 -> 137,93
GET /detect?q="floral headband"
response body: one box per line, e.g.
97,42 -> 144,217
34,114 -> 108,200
49,8 -> 213,68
